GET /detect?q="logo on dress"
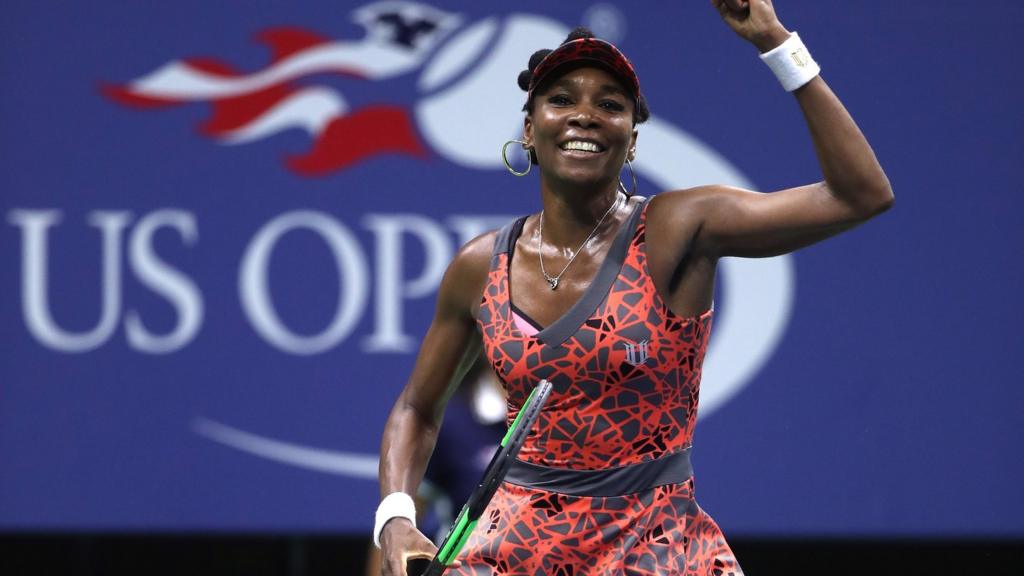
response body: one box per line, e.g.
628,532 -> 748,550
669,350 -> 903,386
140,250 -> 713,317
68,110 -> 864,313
622,340 -> 650,366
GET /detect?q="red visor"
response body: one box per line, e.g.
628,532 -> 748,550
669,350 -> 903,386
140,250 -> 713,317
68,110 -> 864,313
528,37 -> 640,102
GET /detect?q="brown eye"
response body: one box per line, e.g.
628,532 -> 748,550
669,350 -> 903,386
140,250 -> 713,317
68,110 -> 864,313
548,94 -> 571,106
600,100 -> 625,112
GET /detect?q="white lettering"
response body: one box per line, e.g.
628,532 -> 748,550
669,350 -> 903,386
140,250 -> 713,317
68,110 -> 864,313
240,211 -> 368,355
7,209 -> 131,353
362,214 -> 451,353
124,210 -> 204,354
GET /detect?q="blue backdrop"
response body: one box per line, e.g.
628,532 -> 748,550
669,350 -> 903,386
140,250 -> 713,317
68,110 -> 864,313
2,1 -> 1021,538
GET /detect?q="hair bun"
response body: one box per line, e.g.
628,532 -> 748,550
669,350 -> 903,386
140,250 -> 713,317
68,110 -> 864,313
564,27 -> 596,42
519,48 -> 553,92
517,69 -> 532,91
527,49 -> 552,71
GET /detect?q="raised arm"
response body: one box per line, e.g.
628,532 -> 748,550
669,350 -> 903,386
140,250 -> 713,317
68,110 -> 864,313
657,1 -> 894,259
376,233 -> 492,575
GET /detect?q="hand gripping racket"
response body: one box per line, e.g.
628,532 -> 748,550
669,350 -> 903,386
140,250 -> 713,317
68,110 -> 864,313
407,379 -> 553,576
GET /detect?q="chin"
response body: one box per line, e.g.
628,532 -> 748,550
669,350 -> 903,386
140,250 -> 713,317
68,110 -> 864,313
556,168 -> 613,191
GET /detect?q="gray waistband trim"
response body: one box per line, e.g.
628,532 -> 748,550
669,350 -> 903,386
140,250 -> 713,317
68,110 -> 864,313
504,446 -> 692,497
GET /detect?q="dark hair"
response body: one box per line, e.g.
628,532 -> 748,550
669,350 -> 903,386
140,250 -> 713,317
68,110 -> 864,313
517,27 -> 650,124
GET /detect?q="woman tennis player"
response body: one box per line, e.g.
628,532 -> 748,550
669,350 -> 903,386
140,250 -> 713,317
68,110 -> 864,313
376,1 -> 893,574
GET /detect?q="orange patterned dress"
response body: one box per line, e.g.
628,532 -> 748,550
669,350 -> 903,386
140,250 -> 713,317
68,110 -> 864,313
449,199 -> 743,575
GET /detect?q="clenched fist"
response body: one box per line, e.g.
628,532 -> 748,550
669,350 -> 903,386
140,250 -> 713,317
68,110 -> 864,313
711,0 -> 792,53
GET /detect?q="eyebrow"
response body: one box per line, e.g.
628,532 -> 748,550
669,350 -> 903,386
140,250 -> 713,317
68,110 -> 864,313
597,84 -> 627,97
548,78 -> 628,97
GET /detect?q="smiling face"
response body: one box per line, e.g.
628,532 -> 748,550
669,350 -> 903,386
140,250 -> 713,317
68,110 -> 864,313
524,66 -> 638,193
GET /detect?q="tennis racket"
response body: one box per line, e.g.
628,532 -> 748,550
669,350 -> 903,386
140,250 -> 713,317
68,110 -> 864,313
407,379 -> 553,576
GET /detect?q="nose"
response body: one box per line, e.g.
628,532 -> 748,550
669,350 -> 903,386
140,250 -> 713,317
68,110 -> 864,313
568,104 -> 601,129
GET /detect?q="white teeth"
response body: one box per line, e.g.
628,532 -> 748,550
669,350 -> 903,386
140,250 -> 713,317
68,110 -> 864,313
561,141 -> 602,152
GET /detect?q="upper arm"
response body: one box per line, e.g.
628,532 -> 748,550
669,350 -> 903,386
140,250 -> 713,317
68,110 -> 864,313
377,233 -> 494,496
397,232 -> 493,422
673,182 -> 892,259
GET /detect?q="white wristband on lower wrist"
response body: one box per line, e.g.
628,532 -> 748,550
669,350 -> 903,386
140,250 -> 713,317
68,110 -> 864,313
373,492 -> 417,548
759,31 -> 821,92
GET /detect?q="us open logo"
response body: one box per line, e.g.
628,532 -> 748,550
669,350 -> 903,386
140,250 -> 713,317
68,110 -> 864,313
13,1 -> 794,478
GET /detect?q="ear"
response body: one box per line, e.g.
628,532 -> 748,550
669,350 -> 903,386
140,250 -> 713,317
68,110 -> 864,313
628,129 -> 638,162
523,115 -> 534,147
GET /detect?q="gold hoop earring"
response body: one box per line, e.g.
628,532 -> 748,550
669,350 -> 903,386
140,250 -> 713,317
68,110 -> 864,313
502,139 -> 532,177
618,158 -> 638,196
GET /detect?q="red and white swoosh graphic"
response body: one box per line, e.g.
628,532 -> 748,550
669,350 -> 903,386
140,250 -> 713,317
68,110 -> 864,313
103,3 -> 461,175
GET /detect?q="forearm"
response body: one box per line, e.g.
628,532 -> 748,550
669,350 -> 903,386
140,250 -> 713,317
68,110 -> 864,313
379,397 -> 441,498
793,75 -> 894,214
715,1 -> 894,217
378,332 -> 481,497
375,396 -> 446,571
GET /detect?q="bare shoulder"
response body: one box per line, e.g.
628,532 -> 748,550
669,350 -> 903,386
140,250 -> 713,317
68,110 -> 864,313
450,229 -> 496,280
647,185 -> 735,220
646,186 -> 730,243
437,229 -> 498,319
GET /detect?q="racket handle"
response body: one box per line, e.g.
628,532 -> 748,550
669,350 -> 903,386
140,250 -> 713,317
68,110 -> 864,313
421,561 -> 447,576
406,557 -> 446,576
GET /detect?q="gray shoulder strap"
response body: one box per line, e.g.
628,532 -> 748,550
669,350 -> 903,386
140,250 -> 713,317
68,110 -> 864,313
492,215 -> 529,257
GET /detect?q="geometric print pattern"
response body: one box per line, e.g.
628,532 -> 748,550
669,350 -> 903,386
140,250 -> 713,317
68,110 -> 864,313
477,205 -> 712,469
450,479 -> 741,575
452,204 -> 743,574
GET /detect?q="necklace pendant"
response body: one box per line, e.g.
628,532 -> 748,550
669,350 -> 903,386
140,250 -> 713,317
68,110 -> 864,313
537,192 -> 621,294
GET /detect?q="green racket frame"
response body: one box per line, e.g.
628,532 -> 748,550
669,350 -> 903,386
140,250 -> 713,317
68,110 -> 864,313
409,379 -> 553,576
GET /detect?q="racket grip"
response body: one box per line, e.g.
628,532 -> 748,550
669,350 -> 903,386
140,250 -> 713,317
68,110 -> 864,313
406,557 -> 445,576
422,562 -> 447,576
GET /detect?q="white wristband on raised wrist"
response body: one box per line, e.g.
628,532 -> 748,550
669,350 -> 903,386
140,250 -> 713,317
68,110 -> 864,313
759,31 -> 821,92
373,492 -> 417,548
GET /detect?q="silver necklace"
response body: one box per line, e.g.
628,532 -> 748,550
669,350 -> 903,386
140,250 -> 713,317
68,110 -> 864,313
538,192 -> 621,290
